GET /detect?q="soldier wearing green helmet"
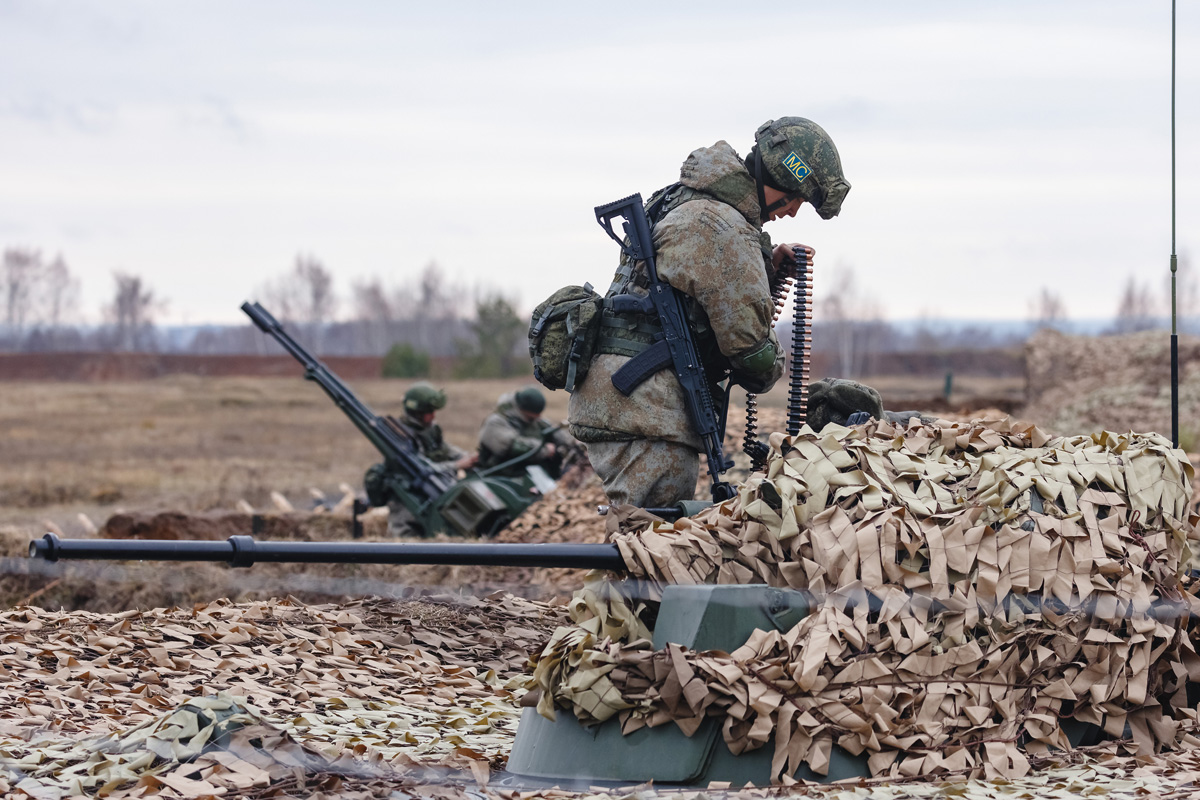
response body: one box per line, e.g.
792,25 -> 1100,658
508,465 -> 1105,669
746,117 -> 851,223
476,386 -> 581,479
390,381 -> 477,468
364,381 -> 478,536
568,116 -> 850,508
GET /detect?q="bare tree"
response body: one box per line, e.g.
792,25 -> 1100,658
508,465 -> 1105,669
817,265 -> 884,378
2,247 -> 41,345
1111,275 -> 1158,333
412,261 -> 455,354
351,276 -> 394,353
257,254 -> 337,351
294,254 -> 335,329
39,254 -> 80,331
1028,287 -> 1068,331
104,272 -> 162,352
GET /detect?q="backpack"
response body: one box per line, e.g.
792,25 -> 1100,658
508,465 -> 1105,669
528,283 -> 603,393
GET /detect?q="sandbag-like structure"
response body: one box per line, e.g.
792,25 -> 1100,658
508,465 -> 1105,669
530,417 -> 1200,781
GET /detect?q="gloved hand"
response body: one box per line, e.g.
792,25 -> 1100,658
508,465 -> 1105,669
884,410 -> 939,427
731,367 -> 776,394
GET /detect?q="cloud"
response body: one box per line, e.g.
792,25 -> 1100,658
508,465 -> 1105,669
0,0 -> 1194,325
176,97 -> 252,142
2,95 -> 117,134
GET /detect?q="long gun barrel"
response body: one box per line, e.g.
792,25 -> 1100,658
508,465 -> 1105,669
241,301 -> 454,506
594,194 -> 735,503
30,532 -> 626,571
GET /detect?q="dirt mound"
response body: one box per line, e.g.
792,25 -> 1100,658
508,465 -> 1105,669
1,476 -> 612,614
98,508 -> 365,540
1022,329 -> 1200,439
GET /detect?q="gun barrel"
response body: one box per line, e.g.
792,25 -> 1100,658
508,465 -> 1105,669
240,299 -> 456,505
30,533 -> 626,571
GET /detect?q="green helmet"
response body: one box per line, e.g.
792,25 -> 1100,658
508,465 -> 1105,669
404,382 -> 447,415
514,386 -> 546,414
751,117 -> 850,220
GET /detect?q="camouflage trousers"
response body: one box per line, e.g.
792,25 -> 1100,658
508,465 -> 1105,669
584,439 -> 699,508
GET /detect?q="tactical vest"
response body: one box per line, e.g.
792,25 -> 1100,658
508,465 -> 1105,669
597,183 -> 775,369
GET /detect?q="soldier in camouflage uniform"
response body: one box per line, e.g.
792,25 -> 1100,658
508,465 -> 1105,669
363,382 -> 477,536
568,117 -> 851,508
477,386 -> 579,479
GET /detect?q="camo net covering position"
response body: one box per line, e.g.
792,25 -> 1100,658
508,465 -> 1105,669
531,417 -> 1200,782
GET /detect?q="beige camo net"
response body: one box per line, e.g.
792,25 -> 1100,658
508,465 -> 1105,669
530,417 -> 1200,782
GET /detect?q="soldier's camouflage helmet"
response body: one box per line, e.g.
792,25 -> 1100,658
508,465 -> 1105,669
514,386 -> 546,414
404,382 -> 447,415
753,117 -> 850,220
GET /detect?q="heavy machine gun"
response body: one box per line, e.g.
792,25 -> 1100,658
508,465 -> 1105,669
242,301 -> 547,537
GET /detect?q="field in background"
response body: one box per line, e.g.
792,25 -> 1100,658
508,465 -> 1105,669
0,373 -> 1023,539
0,376 -> 545,534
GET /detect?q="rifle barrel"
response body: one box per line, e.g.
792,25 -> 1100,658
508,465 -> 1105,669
30,533 -> 626,571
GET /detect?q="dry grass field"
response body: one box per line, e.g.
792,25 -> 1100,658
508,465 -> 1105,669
0,375 -> 566,535
0,373 -> 607,612
0,372 -> 1021,538
0,370 -> 1028,612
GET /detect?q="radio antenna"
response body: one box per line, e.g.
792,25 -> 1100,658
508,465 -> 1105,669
1170,0 -> 1180,448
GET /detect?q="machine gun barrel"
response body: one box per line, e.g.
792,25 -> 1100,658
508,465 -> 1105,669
30,533 -> 626,571
240,300 -> 454,503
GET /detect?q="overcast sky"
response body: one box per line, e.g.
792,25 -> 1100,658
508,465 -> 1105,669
1,1 -> 1196,326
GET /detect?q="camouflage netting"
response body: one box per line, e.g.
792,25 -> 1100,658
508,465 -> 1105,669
0,595 -> 566,797
531,416 -> 1200,782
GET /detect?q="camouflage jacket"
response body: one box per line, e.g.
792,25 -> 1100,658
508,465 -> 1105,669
392,411 -> 467,468
568,141 -> 784,447
478,393 -> 576,471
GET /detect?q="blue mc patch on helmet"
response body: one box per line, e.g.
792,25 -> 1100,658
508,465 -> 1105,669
782,151 -> 812,183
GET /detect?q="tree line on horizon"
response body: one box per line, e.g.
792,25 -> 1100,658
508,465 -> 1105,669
0,246 -> 1194,380
0,250 -> 529,378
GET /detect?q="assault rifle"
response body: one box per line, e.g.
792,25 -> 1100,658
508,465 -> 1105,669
242,301 -> 544,538
594,194 -> 736,503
